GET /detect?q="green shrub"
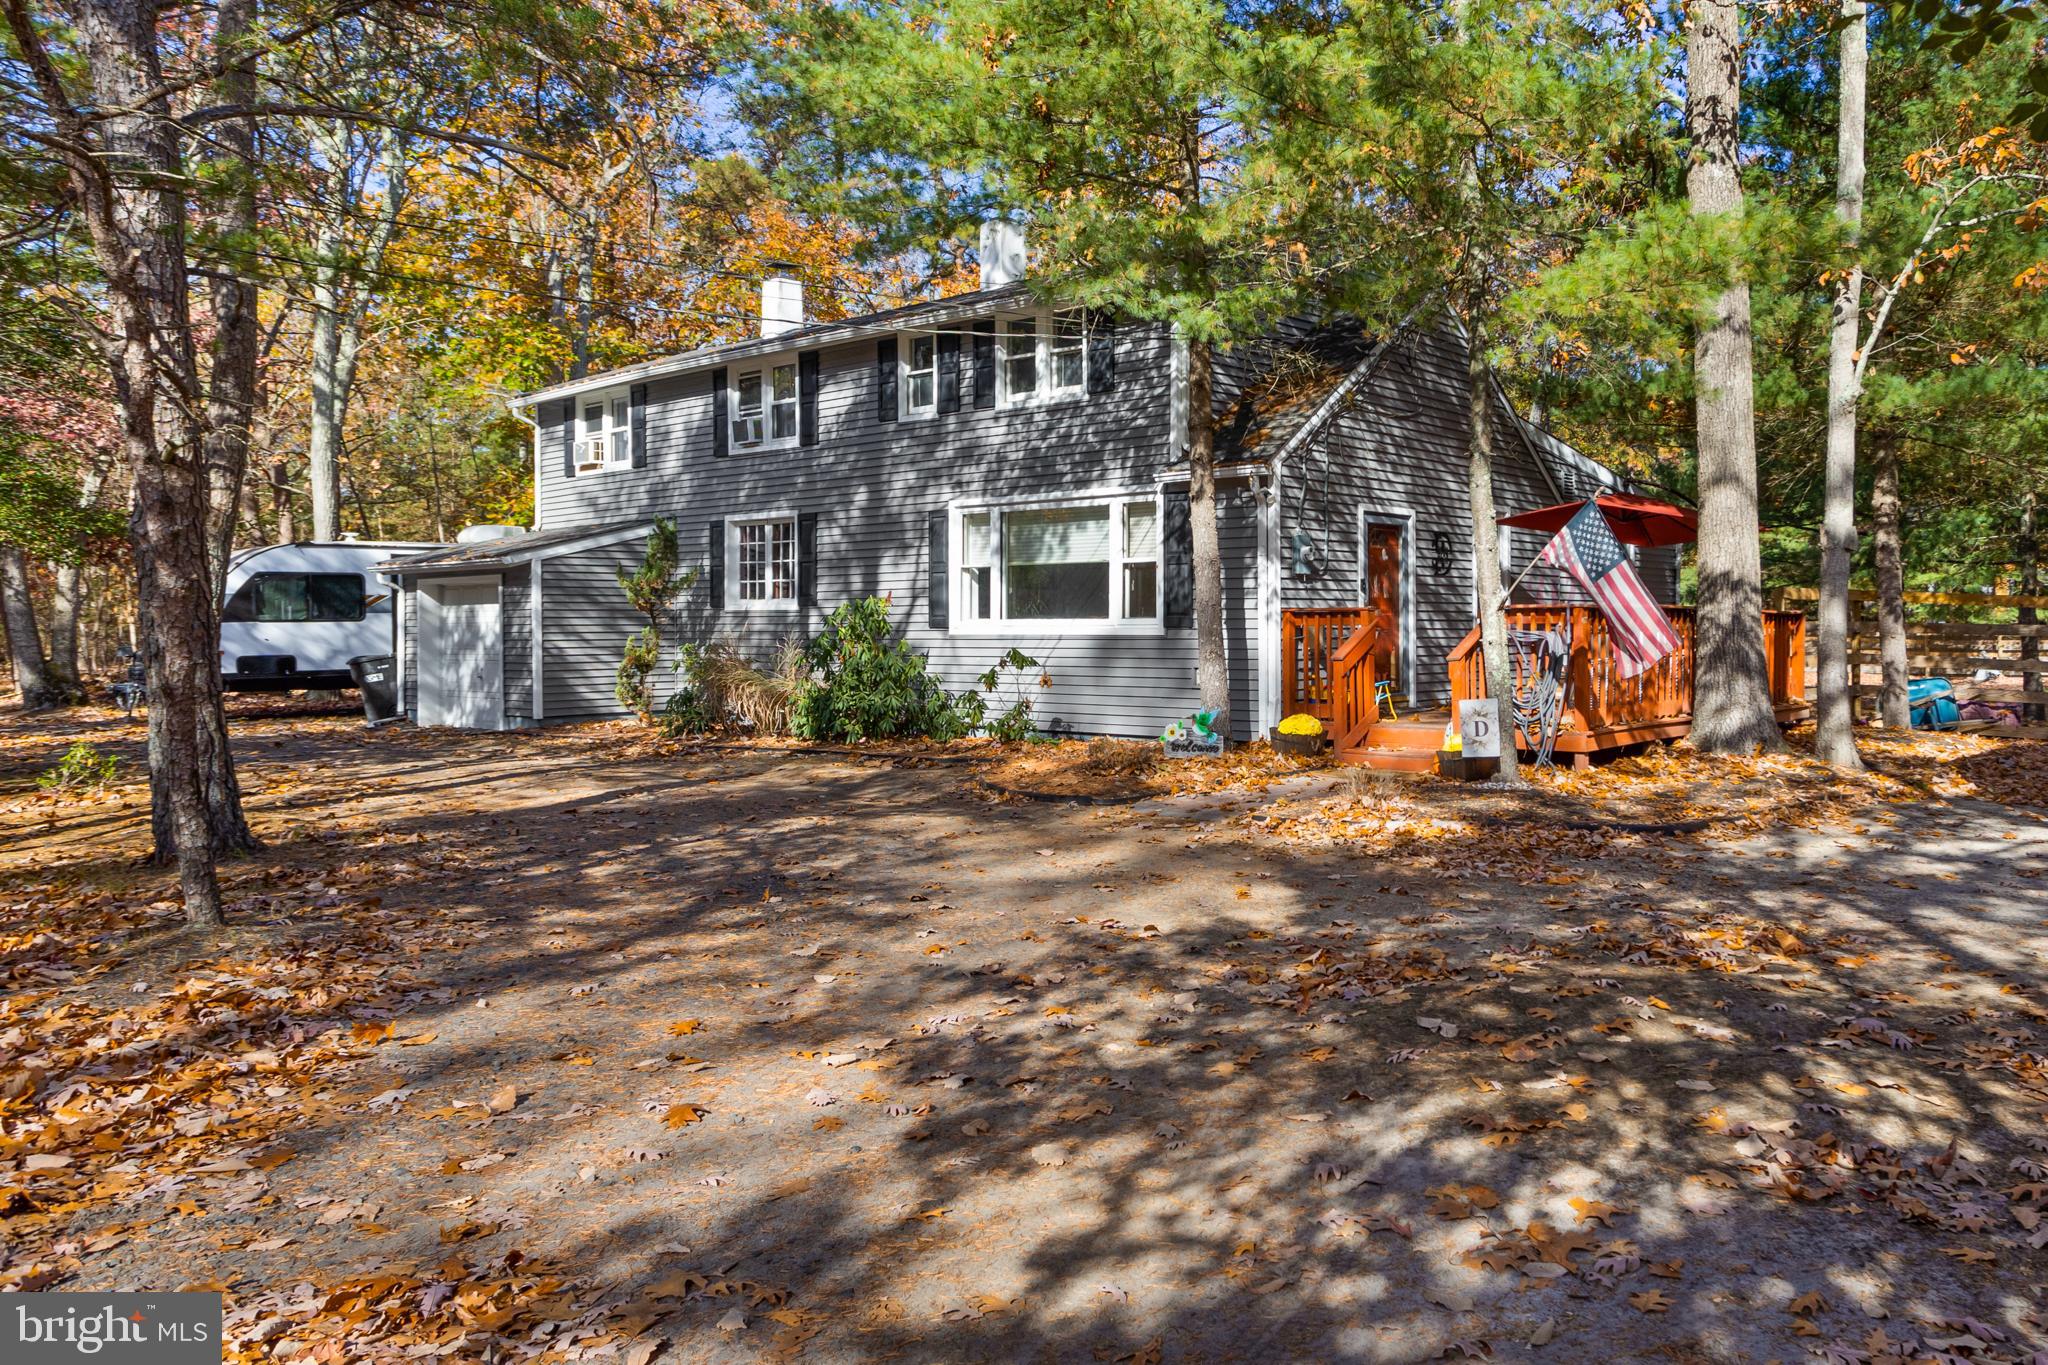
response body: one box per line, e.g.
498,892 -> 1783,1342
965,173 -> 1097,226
615,519 -> 697,722
39,740 -> 118,792
952,646 -> 1045,742
790,597 -> 962,743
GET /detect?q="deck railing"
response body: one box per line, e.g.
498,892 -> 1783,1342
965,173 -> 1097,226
1447,605 -> 1808,744
1279,608 -> 1382,747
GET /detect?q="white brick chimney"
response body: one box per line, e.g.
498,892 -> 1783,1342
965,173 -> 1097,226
761,263 -> 803,337
979,220 -> 1026,290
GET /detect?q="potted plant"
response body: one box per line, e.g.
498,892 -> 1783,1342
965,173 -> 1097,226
1271,713 -> 1327,759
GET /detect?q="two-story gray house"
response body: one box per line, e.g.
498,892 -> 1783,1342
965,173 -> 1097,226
383,223 -> 1676,743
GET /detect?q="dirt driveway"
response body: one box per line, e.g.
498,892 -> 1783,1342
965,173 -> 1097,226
4,712 -> 2047,1363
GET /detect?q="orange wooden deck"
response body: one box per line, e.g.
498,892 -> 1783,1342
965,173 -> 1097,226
1279,605 -> 1811,771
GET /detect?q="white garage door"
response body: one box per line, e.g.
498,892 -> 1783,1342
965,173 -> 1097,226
419,578 -> 502,729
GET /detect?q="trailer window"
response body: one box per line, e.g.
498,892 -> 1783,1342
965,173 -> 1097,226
224,572 -> 367,623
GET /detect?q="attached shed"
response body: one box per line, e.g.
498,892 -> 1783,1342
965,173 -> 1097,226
381,521 -> 653,730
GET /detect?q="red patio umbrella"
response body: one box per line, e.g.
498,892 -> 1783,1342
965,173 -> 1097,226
1497,491 -> 1699,547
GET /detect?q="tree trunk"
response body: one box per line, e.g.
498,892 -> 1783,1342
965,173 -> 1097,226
271,458 -> 296,542
2020,489 -> 2040,723
307,155 -> 347,543
1186,338 -> 1231,740
48,559 -> 85,697
46,456 -> 106,700
306,121 -> 405,542
1,548 -> 60,710
1870,431 -> 1910,730
1684,0 -> 1783,754
1814,0 -> 1868,769
1463,307 -> 1521,784
202,0 -> 261,599
7,0 -> 249,925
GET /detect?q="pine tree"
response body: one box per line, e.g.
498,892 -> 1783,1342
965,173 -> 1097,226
766,0 -> 1328,741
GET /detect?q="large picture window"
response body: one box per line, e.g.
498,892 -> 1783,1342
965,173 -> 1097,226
953,494 -> 1160,631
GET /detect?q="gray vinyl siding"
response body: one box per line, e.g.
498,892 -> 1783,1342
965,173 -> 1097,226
528,321 -> 1261,740
500,566 -> 534,724
1276,323 -> 1566,709
540,541 -> 652,722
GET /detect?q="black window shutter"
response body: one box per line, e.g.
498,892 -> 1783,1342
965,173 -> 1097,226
1162,489 -> 1193,629
629,384 -> 648,469
937,330 -> 961,414
710,368 -> 728,458
926,509 -> 949,631
797,511 -> 819,606
706,520 -> 724,610
1087,312 -> 1118,394
798,351 -> 820,447
877,338 -> 898,422
559,400 -> 576,479
971,319 -> 995,410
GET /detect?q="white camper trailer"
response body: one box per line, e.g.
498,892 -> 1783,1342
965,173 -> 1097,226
219,540 -> 441,691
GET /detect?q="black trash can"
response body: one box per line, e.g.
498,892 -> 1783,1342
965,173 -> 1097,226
348,654 -> 401,727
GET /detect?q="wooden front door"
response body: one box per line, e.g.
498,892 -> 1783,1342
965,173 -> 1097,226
1364,522 -> 1403,694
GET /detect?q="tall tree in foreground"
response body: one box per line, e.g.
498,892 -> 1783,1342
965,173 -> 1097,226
1683,0 -> 1784,753
1260,0 -> 1662,779
770,0 -> 1318,740
1814,0 -> 1870,769
4,0 -> 252,921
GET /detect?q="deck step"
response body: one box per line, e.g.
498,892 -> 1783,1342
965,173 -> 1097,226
1332,746 -> 1440,773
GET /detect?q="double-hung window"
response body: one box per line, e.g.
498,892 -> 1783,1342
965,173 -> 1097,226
731,361 -> 799,450
578,389 -> 631,472
996,310 -> 1087,405
1001,318 -> 1038,402
902,335 -> 937,417
731,516 -> 798,608
954,493 -> 1161,631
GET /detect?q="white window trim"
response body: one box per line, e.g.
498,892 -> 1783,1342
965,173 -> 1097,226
575,386 -> 633,474
725,512 -> 801,613
948,487 -> 1163,637
996,309 -> 1088,409
898,332 -> 939,421
728,357 -> 802,452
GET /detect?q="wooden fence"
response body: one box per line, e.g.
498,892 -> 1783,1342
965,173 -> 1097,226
1769,587 -> 2047,737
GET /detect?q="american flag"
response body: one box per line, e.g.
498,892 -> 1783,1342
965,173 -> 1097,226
1536,499 -> 1680,678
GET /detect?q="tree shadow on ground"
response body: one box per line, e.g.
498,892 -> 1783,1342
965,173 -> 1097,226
3,716 -> 2045,1361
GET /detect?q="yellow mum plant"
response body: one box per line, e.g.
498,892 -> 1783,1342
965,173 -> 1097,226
1277,713 -> 1324,737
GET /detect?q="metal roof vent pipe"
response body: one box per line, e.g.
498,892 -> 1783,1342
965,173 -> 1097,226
979,220 -> 1027,290
761,263 -> 804,338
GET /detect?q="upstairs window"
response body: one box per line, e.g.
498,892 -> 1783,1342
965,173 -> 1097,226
997,310 -> 1087,405
731,360 -> 800,450
1050,312 -> 1086,395
578,389 -> 631,471
1001,318 -> 1038,402
903,335 -> 937,416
